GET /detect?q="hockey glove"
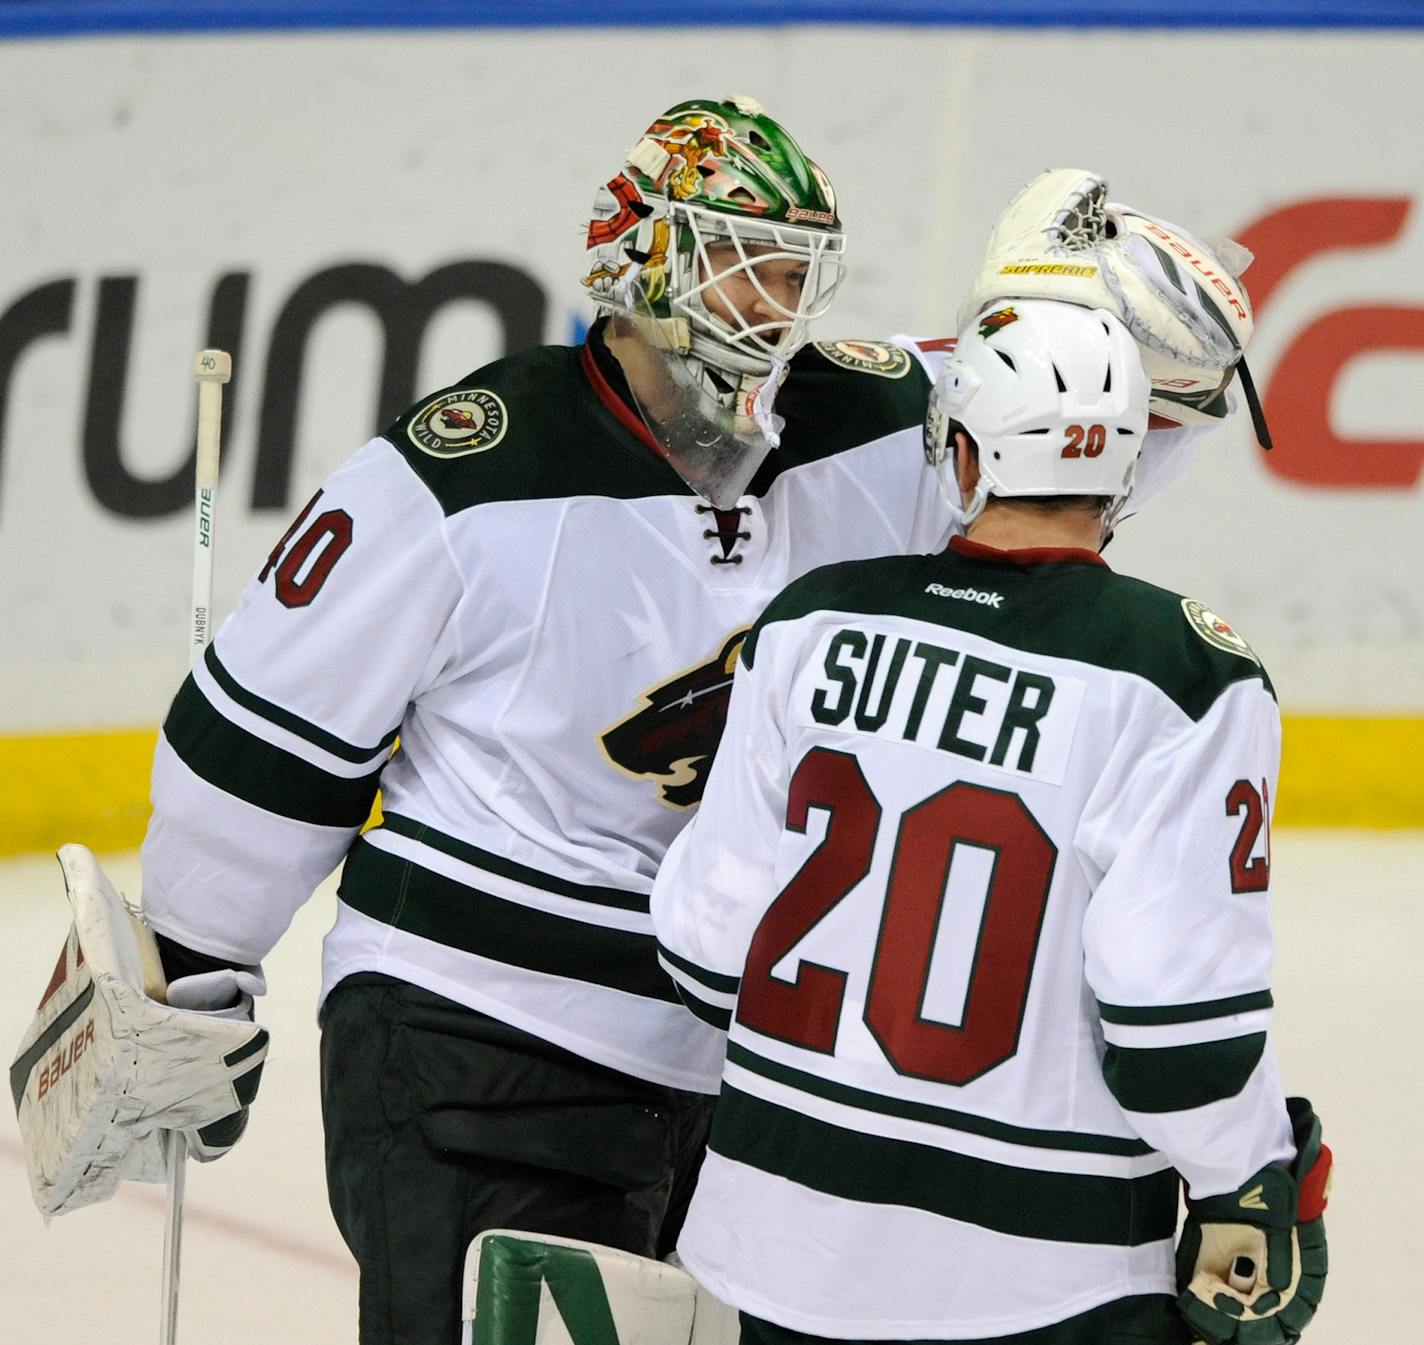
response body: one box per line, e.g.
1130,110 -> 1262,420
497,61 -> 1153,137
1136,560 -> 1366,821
1176,1097 -> 1332,1345
958,168 -> 1266,440
158,937 -> 268,1162
10,846 -> 269,1214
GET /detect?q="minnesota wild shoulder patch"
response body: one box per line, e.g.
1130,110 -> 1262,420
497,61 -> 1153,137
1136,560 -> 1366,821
408,389 -> 508,458
1182,598 -> 1259,665
814,340 -> 912,379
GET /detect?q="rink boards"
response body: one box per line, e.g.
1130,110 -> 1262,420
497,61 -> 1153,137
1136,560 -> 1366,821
1,21 -> 1422,848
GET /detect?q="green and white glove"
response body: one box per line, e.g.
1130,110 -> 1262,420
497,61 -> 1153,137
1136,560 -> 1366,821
1177,1097 -> 1332,1345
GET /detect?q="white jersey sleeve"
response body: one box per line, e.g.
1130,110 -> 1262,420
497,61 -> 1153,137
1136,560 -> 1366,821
650,630 -> 791,1032
140,437 -> 462,963
1079,676 -> 1294,1197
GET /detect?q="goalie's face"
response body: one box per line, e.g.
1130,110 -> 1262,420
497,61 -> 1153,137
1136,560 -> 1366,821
698,242 -> 813,352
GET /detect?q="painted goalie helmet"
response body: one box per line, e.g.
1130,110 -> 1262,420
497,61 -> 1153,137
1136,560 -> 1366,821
582,95 -> 846,443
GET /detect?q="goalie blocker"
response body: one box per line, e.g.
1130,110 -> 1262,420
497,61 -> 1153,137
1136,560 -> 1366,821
9,845 -> 269,1216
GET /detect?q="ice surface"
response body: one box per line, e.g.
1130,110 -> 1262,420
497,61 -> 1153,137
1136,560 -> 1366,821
1,834 -> 1417,1343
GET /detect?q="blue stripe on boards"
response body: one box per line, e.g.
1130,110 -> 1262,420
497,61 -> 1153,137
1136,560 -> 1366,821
2,2 -> 1422,39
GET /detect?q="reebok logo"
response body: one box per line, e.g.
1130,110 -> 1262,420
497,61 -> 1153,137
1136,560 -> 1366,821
925,583 -> 1004,609
1239,1185 -> 1269,1211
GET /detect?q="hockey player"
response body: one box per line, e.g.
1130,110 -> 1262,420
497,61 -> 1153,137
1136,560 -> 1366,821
133,95 -> 940,1344
39,97 -> 1254,1341
650,299 -> 1330,1345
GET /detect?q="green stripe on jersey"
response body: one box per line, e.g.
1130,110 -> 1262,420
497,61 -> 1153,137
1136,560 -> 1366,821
678,991 -> 733,1032
710,1085 -> 1177,1246
726,1042 -> 1153,1157
1098,991 -> 1273,1026
164,675 -> 382,827
1103,1034 -> 1266,1113
338,838 -> 680,1004
657,942 -> 742,995
204,645 -> 397,763
380,813 -> 649,912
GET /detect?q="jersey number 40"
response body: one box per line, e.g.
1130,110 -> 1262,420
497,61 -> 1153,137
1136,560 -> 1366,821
736,748 -> 1057,1087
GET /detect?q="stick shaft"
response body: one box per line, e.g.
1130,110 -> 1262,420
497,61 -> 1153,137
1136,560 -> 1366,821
161,348 -> 232,1343
160,1131 -> 187,1345
189,351 -> 229,667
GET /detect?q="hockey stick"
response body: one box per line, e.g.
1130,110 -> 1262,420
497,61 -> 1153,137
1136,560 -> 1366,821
158,348 -> 232,1345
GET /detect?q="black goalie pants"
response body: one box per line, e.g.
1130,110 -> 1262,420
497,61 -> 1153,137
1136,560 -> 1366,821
320,973 -> 715,1345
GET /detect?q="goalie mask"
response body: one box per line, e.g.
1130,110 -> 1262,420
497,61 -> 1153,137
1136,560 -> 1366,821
581,95 -> 846,506
925,300 -> 1149,529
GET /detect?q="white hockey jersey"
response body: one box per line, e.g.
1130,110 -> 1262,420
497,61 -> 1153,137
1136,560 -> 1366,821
140,330 -> 1204,1094
651,538 -> 1295,1336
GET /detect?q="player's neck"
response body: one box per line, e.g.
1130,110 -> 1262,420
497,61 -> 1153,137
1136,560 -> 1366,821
963,504 -> 1103,556
601,320 -> 678,423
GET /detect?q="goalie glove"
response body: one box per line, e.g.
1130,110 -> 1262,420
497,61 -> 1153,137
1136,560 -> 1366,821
9,845 -> 269,1215
156,934 -> 267,1162
1176,1097 -> 1332,1345
959,168 -> 1270,445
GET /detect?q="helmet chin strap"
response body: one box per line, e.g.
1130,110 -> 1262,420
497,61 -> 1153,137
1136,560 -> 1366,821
751,355 -> 789,449
934,458 -> 989,529
1096,458 -> 1138,549
959,480 -> 990,528
611,261 -> 644,312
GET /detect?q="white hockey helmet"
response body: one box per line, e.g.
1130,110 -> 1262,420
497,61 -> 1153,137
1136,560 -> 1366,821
925,299 -> 1149,527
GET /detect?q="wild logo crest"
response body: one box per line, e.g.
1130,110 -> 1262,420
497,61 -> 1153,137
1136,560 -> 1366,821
978,307 -> 1020,339
599,628 -> 750,808
408,389 -> 508,458
814,340 -> 912,379
1182,597 -> 1260,665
